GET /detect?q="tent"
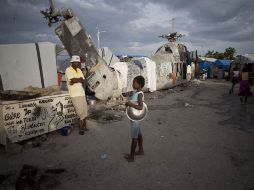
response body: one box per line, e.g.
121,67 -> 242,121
199,57 -> 217,79
199,58 -> 232,79
214,60 -> 232,79
0,42 -> 58,91
200,61 -> 212,78
214,60 -> 231,69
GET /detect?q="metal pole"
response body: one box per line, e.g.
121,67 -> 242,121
96,27 -> 106,49
172,17 -> 175,33
96,27 -> 99,49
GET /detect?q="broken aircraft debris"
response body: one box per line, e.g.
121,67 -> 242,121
41,0 -> 189,100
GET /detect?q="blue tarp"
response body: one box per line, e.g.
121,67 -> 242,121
214,60 -> 232,78
214,60 -> 231,70
200,61 -> 211,78
200,59 -> 232,79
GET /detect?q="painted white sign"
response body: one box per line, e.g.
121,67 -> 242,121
2,95 -> 77,143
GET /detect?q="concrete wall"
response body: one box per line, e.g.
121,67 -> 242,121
39,42 -> 58,87
0,42 -> 57,91
0,94 -> 76,145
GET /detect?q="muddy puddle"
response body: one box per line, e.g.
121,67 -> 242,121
88,111 -> 124,124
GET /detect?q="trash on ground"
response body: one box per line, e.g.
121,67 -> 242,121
192,79 -> 201,87
23,85 -> 62,97
60,126 -> 73,136
184,102 -> 193,107
100,154 -> 108,160
168,89 -> 174,93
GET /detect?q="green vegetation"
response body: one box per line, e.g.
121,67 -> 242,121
205,47 -> 236,60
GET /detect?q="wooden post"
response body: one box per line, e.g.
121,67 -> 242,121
0,75 -> 3,91
195,50 -> 199,78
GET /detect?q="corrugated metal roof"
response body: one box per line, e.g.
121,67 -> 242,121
199,56 -> 217,63
236,54 -> 254,64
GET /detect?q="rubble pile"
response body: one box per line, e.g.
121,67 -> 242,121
24,85 -> 62,97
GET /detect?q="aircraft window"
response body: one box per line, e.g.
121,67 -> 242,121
165,47 -> 172,53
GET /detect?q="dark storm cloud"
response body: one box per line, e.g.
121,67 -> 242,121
157,0 -> 254,43
0,0 -> 253,55
0,0 -> 57,43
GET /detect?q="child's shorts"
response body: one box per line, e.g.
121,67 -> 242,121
131,121 -> 141,139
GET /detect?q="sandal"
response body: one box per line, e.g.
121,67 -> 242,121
124,154 -> 134,162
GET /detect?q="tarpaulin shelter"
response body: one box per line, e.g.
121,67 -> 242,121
214,60 -> 232,79
199,57 -> 217,79
200,61 -> 212,78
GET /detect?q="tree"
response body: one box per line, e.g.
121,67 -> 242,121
205,50 -> 214,58
224,47 -> 236,60
213,51 -> 224,59
204,47 -> 236,60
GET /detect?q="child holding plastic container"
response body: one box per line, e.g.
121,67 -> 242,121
125,76 -> 145,162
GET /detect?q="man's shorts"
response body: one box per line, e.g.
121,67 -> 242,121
131,121 -> 141,139
71,96 -> 88,120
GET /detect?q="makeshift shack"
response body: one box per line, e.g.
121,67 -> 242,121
214,60 -> 232,79
199,57 -> 217,79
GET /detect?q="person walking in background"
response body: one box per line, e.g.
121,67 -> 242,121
229,67 -> 240,94
238,66 -> 253,104
186,65 -> 192,81
65,55 -> 88,135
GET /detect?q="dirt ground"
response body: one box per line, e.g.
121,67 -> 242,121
0,80 -> 254,190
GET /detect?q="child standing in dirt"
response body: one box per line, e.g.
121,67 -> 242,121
125,76 -> 145,162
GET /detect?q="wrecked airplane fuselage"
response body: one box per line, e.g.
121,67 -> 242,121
41,1 -> 188,100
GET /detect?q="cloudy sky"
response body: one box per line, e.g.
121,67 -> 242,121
0,0 -> 253,56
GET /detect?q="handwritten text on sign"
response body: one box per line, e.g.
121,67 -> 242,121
3,95 -> 77,143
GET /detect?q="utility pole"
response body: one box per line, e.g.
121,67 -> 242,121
96,27 -> 106,49
171,17 -> 175,33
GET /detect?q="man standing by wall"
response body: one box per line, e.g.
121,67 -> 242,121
186,64 -> 192,81
65,55 -> 88,135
